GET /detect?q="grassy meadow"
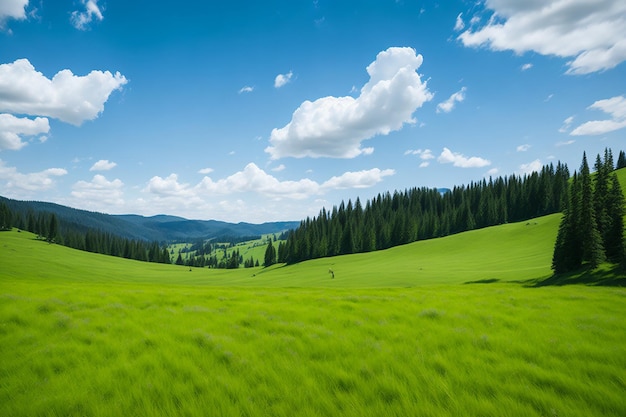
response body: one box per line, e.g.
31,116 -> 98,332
1,214 -> 626,416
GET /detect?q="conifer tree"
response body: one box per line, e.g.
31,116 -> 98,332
605,173 -> 625,263
0,202 -> 12,230
47,214 -> 59,242
552,174 -> 582,273
579,153 -> 604,268
617,150 -> 626,169
264,239 -> 276,267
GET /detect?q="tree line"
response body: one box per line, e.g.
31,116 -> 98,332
281,149 -> 625,266
552,149 -> 625,273
0,205 -> 170,264
281,161 -> 572,264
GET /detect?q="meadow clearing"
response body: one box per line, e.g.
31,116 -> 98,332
1,217 -> 625,416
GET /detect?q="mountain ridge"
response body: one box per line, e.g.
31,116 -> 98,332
0,196 -> 298,242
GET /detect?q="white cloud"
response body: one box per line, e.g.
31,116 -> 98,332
437,147 -> 491,168
436,87 -> 466,113
274,71 -> 293,88
145,173 -> 194,198
556,139 -> 576,147
570,95 -> 626,135
486,168 -> 499,176
320,168 -> 395,190
238,86 -> 254,94
0,58 -> 127,126
198,167 -> 214,175
0,0 -> 28,28
516,144 -> 531,152
405,148 -> 435,160
0,113 -> 49,150
521,63 -> 533,71
71,175 -> 124,206
197,163 -> 320,199
559,116 -> 575,133
89,159 -> 117,171
145,163 -> 394,201
71,0 -> 103,30
419,162 -> 430,168
272,164 -> 286,172
454,13 -> 465,31
266,47 -> 433,159
519,159 -> 543,175
458,0 -> 626,74
0,159 -> 67,193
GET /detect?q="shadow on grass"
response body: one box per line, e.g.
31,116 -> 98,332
464,278 -> 501,284
532,264 -> 626,287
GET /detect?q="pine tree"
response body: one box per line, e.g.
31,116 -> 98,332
47,214 -> 59,242
0,202 -> 12,230
264,239 -> 276,267
593,153 -> 610,248
605,173 -> 625,263
579,153 -> 604,268
616,150 -> 626,169
552,174 -> 582,273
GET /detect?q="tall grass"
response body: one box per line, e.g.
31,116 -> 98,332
1,213 -> 625,416
1,281 -> 624,416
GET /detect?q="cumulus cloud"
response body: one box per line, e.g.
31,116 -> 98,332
267,47 -> 433,159
516,144 -> 531,152
70,0 -> 103,30
0,159 -> 67,193
238,86 -> 254,94
89,159 -> 116,171
272,164 -> 286,172
570,95 -> 626,135
0,0 -> 28,28
521,63 -> 533,71
274,71 -> 293,88
0,113 -> 49,150
198,167 -> 214,175
321,168 -> 395,190
0,58 -> 127,125
519,159 -> 543,175
437,147 -> 491,168
145,163 -> 394,201
436,87 -> 466,113
458,0 -> 626,74
71,175 -> 124,206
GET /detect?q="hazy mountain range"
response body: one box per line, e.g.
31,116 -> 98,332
0,196 -> 298,242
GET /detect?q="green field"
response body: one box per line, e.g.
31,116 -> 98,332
1,215 -> 625,416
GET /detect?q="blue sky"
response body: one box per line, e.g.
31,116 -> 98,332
1,0 -> 625,223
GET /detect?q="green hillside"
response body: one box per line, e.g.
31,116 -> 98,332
2,215 -> 626,417
1,213 -> 561,287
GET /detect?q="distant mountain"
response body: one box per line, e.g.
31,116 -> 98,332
0,196 -> 298,242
